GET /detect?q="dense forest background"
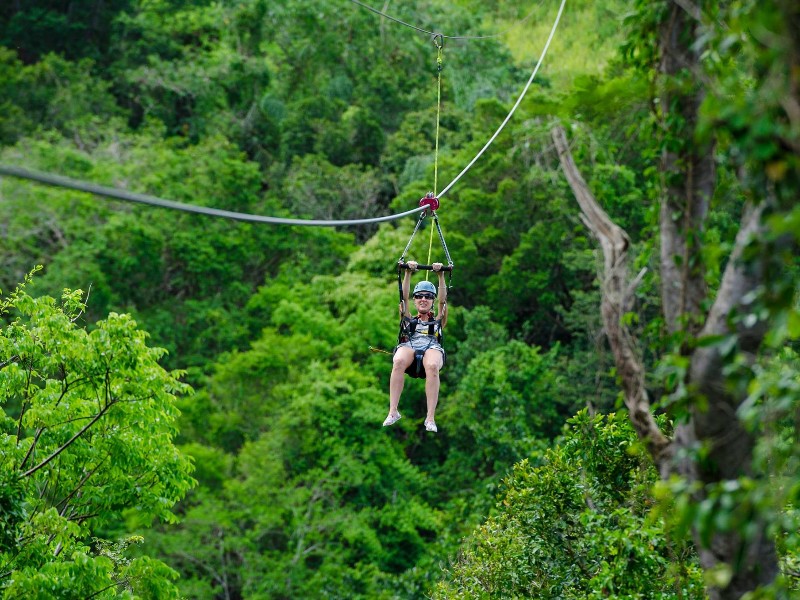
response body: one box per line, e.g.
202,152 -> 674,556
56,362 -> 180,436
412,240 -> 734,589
1,1 -> 798,598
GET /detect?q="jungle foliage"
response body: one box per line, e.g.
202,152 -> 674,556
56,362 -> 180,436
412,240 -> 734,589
0,0 -> 798,598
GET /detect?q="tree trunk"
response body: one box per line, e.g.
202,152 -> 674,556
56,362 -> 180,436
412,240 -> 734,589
658,3 -> 779,596
658,3 -> 714,336
551,123 -> 779,598
681,202 -> 778,597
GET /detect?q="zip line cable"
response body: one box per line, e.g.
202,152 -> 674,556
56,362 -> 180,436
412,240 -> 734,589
347,0 -> 447,38
427,34 -> 445,281
0,164 -> 426,226
433,34 -> 444,197
438,0 -> 566,199
346,0 -> 544,41
0,1 -> 566,226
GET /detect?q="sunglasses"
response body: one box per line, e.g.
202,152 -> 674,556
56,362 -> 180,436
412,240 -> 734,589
413,293 -> 435,300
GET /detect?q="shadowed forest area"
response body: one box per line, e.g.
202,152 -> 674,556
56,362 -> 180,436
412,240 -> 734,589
0,1 -> 798,598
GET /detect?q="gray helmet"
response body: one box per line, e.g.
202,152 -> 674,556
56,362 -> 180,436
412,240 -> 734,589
413,280 -> 437,297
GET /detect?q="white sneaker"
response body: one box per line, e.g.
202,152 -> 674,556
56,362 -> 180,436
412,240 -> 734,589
383,413 -> 402,427
424,420 -> 437,433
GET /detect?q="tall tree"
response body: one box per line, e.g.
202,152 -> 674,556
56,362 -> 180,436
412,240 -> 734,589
551,1 -> 799,597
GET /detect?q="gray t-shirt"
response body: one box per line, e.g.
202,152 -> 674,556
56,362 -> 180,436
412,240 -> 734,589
396,315 -> 445,357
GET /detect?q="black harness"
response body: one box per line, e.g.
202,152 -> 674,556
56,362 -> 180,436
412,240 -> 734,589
397,312 -> 445,379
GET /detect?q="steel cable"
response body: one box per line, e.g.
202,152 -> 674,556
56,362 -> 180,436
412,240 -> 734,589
0,164 -> 426,226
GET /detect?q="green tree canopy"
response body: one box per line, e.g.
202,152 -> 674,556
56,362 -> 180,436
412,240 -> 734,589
0,273 -> 194,597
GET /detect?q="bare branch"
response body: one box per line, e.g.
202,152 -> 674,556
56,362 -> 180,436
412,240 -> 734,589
69,283 -> 91,323
22,402 -> 116,478
19,427 -> 43,471
86,580 -> 129,600
0,354 -> 19,369
552,125 -> 672,469
20,382 -> 79,470
56,457 -> 109,515
71,513 -> 99,524
689,203 -> 768,480
625,268 -> 648,313
699,203 -> 767,342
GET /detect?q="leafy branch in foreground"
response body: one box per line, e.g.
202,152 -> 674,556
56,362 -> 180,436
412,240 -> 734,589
0,279 -> 195,598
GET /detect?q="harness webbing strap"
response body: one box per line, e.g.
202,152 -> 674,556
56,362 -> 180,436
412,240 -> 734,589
433,212 -> 454,288
425,218 -> 436,282
433,213 -> 453,267
398,210 -> 428,264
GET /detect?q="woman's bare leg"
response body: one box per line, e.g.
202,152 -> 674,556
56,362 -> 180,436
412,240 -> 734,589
423,349 -> 444,425
387,346 -> 415,420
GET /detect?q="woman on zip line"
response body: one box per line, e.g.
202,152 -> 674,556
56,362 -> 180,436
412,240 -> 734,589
383,260 -> 448,433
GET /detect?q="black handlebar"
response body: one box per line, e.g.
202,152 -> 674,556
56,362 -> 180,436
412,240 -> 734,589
398,262 -> 453,272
